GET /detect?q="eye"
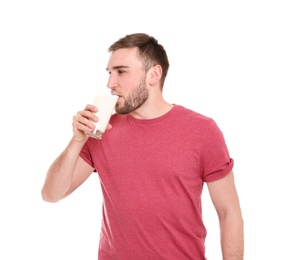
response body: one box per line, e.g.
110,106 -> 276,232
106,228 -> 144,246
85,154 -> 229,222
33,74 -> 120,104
118,69 -> 126,75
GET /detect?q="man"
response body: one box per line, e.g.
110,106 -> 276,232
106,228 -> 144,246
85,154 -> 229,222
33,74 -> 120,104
42,33 -> 244,259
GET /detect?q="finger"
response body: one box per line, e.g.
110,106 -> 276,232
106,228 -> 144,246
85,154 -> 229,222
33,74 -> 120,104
77,109 -> 98,123
85,104 -> 98,113
73,116 -> 94,134
73,112 -> 96,131
106,123 -> 112,130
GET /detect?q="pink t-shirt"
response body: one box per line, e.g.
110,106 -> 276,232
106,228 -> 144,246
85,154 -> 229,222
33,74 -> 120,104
80,105 -> 234,260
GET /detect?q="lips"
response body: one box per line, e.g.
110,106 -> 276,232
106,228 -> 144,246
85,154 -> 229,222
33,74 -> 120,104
113,93 -> 122,98
111,91 -> 121,96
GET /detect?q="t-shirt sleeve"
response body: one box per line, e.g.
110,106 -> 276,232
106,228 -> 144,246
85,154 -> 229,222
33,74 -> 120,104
80,141 -> 96,169
201,119 -> 234,182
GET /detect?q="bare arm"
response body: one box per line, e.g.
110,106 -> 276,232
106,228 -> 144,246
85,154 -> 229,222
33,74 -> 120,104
41,139 -> 94,202
207,171 -> 244,260
41,104 -> 106,202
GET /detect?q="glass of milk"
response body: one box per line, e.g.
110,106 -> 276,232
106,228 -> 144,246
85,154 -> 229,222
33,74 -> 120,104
86,87 -> 119,139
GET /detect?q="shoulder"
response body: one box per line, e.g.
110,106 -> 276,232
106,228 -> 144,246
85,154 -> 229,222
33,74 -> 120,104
172,104 -> 215,126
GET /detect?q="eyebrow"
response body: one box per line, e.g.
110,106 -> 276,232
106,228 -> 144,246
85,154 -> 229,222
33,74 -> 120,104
106,65 -> 129,71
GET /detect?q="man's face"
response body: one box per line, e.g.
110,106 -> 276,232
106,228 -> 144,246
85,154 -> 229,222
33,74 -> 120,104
106,47 -> 149,114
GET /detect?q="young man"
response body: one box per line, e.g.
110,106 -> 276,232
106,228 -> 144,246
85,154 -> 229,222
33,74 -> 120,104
42,33 -> 244,259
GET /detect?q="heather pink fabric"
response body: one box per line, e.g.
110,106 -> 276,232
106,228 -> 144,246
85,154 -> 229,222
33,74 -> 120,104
80,105 -> 233,259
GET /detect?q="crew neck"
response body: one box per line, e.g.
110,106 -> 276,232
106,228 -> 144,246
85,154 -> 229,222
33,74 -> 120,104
126,104 -> 179,124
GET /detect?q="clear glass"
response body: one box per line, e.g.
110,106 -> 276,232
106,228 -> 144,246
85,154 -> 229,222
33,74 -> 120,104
85,87 -> 118,139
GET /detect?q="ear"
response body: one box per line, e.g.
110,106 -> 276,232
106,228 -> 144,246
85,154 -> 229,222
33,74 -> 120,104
148,65 -> 162,86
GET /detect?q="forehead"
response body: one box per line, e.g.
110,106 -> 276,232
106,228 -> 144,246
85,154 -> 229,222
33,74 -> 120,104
107,47 -> 142,70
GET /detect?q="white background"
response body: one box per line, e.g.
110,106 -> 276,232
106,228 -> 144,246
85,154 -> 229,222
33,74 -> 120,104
1,1 -> 286,259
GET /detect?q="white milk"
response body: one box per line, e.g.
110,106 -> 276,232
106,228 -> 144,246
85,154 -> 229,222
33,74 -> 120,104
91,94 -> 118,138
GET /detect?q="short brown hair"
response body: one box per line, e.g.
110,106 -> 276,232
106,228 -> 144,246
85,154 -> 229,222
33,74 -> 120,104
108,33 -> 169,89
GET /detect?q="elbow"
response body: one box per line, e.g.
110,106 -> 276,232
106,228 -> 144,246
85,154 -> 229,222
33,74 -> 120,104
41,187 -> 61,203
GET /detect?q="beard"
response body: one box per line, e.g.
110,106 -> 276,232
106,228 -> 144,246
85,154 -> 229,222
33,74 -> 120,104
115,77 -> 149,115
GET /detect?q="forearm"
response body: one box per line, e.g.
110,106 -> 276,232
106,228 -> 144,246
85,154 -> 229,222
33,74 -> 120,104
220,214 -> 244,260
41,138 -> 86,202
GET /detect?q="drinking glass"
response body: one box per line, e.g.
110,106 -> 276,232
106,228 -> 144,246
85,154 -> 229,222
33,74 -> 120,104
86,88 -> 118,139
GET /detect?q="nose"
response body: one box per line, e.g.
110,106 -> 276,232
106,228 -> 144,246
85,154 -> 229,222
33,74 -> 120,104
107,73 -> 118,89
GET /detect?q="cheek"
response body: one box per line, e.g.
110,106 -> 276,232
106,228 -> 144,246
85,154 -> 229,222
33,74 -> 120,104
125,75 -> 138,85
119,77 -> 138,92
